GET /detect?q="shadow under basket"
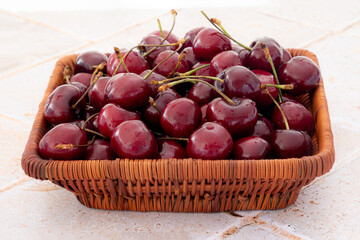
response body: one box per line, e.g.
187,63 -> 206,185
21,49 -> 335,212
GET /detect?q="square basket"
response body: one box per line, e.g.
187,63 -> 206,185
21,49 -> 335,212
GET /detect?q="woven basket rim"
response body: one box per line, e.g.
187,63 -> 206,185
21,48 -> 335,182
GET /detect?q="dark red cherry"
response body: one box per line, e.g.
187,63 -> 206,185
187,122 -> 233,160
232,136 -> 271,160
180,47 -> 198,68
70,73 -> 92,88
69,82 -> 87,95
139,35 -> 171,64
157,140 -> 187,159
182,27 -> 205,49
74,51 -> 108,74
39,123 -> 87,160
238,49 -> 249,67
88,76 -> 110,111
152,50 -> 189,77
231,44 -> 243,54
85,139 -> 117,160
252,69 -> 278,107
270,129 -> 312,158
216,66 -> 261,101
44,84 -> 85,125
192,61 -> 212,83
210,50 -> 242,76
200,104 -> 208,123
272,101 -> 314,135
278,56 -> 321,95
98,103 -> 140,138
139,70 -> 166,98
106,49 -> 149,76
249,117 -> 274,141
160,98 -> 202,137
105,73 -> 150,110
193,28 -> 231,61
282,94 -> 300,103
206,97 -> 258,137
187,83 -> 214,106
281,48 -> 292,63
110,120 -> 157,159
150,30 -> 179,50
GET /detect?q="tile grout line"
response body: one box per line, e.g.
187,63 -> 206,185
0,113 -> 32,127
0,177 -> 30,194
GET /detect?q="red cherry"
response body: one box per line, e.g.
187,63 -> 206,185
249,117 -> 274,141
69,73 -> 92,88
157,140 -> 187,159
152,50 -> 189,77
210,50 -> 243,76
74,51 -> 108,74
150,30 -> 179,50
187,83 -> 214,106
106,49 -> 149,76
140,70 -> 166,98
180,47 -> 199,69
200,104 -> 208,123
139,35 -> 171,64
85,139 -> 117,160
88,76 -> 110,111
252,69 -> 279,107
232,136 -> 271,160
182,27 -> 205,49
192,61 -> 212,83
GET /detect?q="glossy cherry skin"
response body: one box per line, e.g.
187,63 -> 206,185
88,76 -> 110,111
150,30 -> 179,50
85,139 -> 117,160
70,73 -> 92,88
139,35 -> 171,64
270,129 -> 312,158
278,56 -> 321,95
152,50 -> 189,77
249,117 -> 274,141
157,140 -> 187,159
210,50 -> 243,76
272,101 -> 314,135
139,70 -> 166,98
193,28 -> 231,61
216,66 -> 261,101
282,94 -> 300,103
252,69 -> 279,107
44,84 -> 86,125
232,136 -> 271,160
74,51 -> 108,74
281,48 -> 292,63
206,97 -> 258,137
192,61 -> 213,83
110,120 -> 157,159
105,73 -> 150,110
247,37 -> 283,72
161,98 -> 202,138
181,47 -> 198,69
187,83 -> 214,107
98,103 -> 140,138
231,44 -> 243,54
182,27 -> 205,49
187,122 -> 233,160
39,123 -> 87,160
106,49 -> 149,76
238,49 -> 249,67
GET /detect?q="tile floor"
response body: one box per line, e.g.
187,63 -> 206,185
1,1 -> 360,239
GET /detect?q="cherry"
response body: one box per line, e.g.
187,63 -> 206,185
44,84 -> 86,125
206,97 -> 258,137
98,103 -> 140,138
249,116 -> 274,141
157,140 -> 187,159
69,82 -> 87,95
187,82 -> 214,106
278,56 -> 321,95
252,69 -> 278,107
180,47 -> 198,69
231,44 -> 243,54
192,61 -> 212,83
216,66 -> 261,101
85,139 -> 116,160
110,120 -> 157,159
210,50 -> 242,76
182,27 -> 205,49
139,70 -> 166,98
232,136 -> 271,160
106,49 -> 149,76
272,101 -> 314,135
193,28 -> 231,61
281,48 -> 292,63
270,129 -> 312,158
160,98 -> 202,137
88,76 -> 110,111
152,50 -> 189,77
150,30 -> 179,50
105,73 -> 150,110
282,93 -> 299,103
200,104 -> 208,123
187,122 -> 233,160
238,49 -> 249,67
74,51 -> 108,74
69,73 -> 92,88
139,35 -> 171,64
39,123 -> 87,160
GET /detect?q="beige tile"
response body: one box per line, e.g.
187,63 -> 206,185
0,12 -> 86,78
257,159 -> 360,240
255,0 -> 360,31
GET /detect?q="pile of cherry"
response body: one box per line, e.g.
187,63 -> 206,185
38,10 -> 321,161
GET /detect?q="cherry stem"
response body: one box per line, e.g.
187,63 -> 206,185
201,11 -> 252,51
113,46 -> 139,76
264,88 -> 289,130
143,9 -> 178,58
260,83 -> 294,90
157,19 -> 164,38
157,137 -> 189,141
143,39 -> 185,80
55,136 -> 96,150
149,97 -> 161,113
63,66 -> 72,84
182,63 -> 210,76
160,78 -> 234,106
84,128 -> 107,139
114,47 -> 129,73
82,112 -> 99,130
168,51 -> 187,78
154,75 -> 224,85
260,43 -> 283,103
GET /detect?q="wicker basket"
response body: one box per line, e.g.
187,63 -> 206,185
21,49 -> 335,212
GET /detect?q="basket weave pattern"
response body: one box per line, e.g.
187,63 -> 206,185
21,49 -> 335,212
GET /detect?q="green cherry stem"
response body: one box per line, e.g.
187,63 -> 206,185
84,128 -> 107,139
81,112 -> 99,130
63,66 -> 72,84
260,83 -> 294,90
157,19 -> 164,38
182,63 -> 210,76
157,137 -> 189,141
264,88 -> 289,130
114,47 -> 129,73
55,136 -> 96,150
